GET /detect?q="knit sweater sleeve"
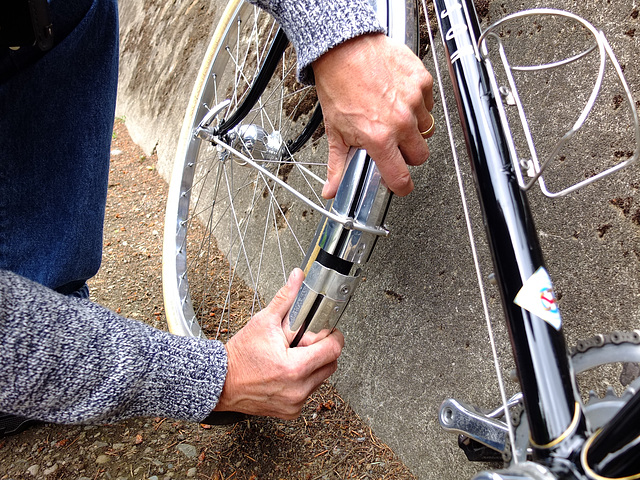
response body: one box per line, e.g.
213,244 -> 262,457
249,0 -> 385,84
0,269 -> 226,424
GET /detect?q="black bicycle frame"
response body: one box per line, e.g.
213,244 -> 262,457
433,0 -> 640,475
433,0 -> 584,451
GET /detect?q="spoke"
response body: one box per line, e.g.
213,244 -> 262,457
271,185 -> 290,281
213,72 -> 218,106
185,157 -> 225,317
259,168 -> 305,255
279,145 -> 327,205
226,46 -> 253,106
231,134 -> 307,255
236,56 -> 301,134
236,16 -> 253,86
222,161 -> 258,295
246,83 -> 314,122
252,178 -> 274,314
180,150 -> 222,254
189,176 -> 254,223
238,157 -> 325,167
181,150 -> 219,206
232,20 -> 241,110
278,47 -> 286,132
221,185 -> 262,327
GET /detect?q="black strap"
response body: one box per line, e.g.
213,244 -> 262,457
200,411 -> 249,426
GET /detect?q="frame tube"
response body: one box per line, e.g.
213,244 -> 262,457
432,0 -> 585,451
584,388 -> 640,477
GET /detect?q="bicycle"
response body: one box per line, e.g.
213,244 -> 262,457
162,0 -> 640,478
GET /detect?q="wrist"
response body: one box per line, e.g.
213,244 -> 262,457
312,33 -> 385,77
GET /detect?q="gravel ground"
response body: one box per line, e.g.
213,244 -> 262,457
0,120 -> 416,480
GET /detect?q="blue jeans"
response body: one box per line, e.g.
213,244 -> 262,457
0,0 -> 119,295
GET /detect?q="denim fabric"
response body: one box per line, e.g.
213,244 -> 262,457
0,0 -> 118,295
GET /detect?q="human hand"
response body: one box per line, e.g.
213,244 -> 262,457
214,269 -> 344,419
312,33 -> 435,199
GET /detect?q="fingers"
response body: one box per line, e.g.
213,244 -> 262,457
312,33 -> 437,199
403,64 -> 434,166
289,328 -> 344,377
400,134 -> 431,172
326,133 -> 425,197
382,152 -> 414,196
322,133 -> 350,199
422,70 -> 435,113
263,331 -> 344,420
273,366 -> 340,420
400,101 -> 433,168
275,357 -> 341,420
218,270 -> 343,420
321,87 -> 433,198
417,108 -> 436,143
417,64 -> 435,130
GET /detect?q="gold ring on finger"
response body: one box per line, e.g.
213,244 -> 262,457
420,112 -> 435,138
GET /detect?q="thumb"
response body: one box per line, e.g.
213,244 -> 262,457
322,133 -> 351,199
262,268 -> 304,320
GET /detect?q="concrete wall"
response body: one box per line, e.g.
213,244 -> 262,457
116,0 -> 221,179
117,1 -> 640,478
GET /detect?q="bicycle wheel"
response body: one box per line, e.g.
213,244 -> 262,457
163,0 -> 328,339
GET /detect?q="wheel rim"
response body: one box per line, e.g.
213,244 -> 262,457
164,2 -> 327,340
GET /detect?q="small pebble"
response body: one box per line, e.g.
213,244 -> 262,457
176,443 -> 197,458
43,463 -> 59,476
26,465 -> 40,476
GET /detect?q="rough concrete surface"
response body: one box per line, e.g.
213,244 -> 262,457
116,0 -> 640,478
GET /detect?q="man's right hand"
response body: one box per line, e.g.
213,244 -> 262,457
313,33 -> 435,199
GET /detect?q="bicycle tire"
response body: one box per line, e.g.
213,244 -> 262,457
163,0 -> 335,340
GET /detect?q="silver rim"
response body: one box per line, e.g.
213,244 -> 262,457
163,1 -> 327,339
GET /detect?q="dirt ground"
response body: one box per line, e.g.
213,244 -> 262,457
0,120 -> 416,480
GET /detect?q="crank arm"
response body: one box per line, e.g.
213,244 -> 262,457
439,398 -> 509,454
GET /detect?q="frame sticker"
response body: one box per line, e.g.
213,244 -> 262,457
514,267 -> 562,330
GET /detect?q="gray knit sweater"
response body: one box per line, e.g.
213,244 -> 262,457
0,270 -> 226,423
0,0 -> 382,424
249,0 -> 384,84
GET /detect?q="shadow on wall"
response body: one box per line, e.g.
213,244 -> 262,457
116,0 -> 222,181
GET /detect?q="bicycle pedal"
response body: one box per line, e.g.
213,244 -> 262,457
458,435 -> 504,463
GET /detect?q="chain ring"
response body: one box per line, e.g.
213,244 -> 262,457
508,330 -> 640,465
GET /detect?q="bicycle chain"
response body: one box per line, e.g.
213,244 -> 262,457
570,330 -> 640,355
